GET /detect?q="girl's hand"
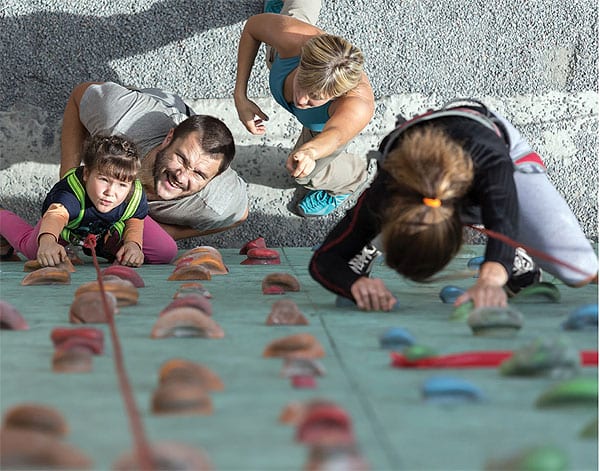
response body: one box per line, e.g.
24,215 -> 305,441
116,242 -> 144,267
455,281 -> 508,309
235,98 -> 269,135
454,261 -> 509,309
37,233 -> 68,267
350,277 -> 397,312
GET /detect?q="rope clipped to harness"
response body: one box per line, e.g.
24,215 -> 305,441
467,225 -> 594,278
83,234 -> 154,469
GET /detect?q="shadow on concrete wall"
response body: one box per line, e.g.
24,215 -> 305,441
0,0 -> 254,117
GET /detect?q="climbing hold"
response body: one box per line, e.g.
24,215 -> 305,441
421,376 -> 485,404
262,272 -> 300,293
499,337 -> 580,378
158,358 -> 224,391
0,428 -> 92,470
23,258 -> 76,273
100,265 -> 145,287
291,375 -> 317,389
378,327 -> 415,350
562,304 -> 598,331
535,377 -> 598,408
450,301 -> 473,322
467,306 -> 523,337
160,294 -> 213,317
0,301 -> 29,330
21,267 -> 70,286
2,403 -> 69,438
151,308 -> 224,339
168,264 -> 212,281
74,279 -> 139,306
239,237 -> 267,255
295,403 -> 355,446
51,327 -> 104,357
281,358 -> 326,378
173,282 -> 212,299
484,445 -> 568,471
151,382 -> 213,415
467,256 -> 484,270
265,299 -> 309,325
240,247 -> 281,265
580,416 -> 598,438
51,349 -> 93,373
403,344 -> 437,361
512,281 -> 561,303
263,333 -> 325,359
69,291 -> 118,324
173,251 -> 228,275
439,285 -> 465,304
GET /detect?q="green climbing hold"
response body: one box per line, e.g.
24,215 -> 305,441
535,377 -> 598,408
450,301 -> 473,322
484,445 -> 568,471
512,282 -> 561,303
403,344 -> 437,361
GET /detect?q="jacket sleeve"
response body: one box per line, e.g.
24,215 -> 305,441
122,218 -> 144,249
470,147 -> 518,276
38,203 -> 70,242
309,172 -> 387,300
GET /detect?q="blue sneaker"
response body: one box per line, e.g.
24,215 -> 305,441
297,190 -> 349,217
264,0 -> 283,13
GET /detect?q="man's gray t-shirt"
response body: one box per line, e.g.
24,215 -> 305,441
79,82 -> 248,231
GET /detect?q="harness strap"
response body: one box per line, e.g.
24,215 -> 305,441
111,180 -> 143,237
60,168 -> 86,242
381,99 -> 507,158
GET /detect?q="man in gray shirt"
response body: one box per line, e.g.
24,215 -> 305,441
61,81 -> 248,245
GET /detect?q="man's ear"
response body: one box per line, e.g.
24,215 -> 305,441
160,128 -> 175,149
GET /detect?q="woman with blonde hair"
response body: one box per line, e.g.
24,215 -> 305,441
234,0 -> 375,217
309,100 -> 598,311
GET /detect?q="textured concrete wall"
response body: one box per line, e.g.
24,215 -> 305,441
1,0 -> 597,248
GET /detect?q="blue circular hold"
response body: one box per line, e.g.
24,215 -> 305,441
379,327 -> 415,349
422,376 -> 485,404
562,303 -> 598,330
467,256 -> 485,270
439,285 -> 466,304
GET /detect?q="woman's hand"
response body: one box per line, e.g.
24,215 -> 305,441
454,261 -> 509,309
37,233 -> 67,267
116,242 -> 144,267
235,98 -> 269,135
350,277 -> 397,312
286,148 -> 317,178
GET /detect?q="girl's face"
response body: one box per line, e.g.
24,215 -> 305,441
83,168 -> 133,213
292,74 -> 332,109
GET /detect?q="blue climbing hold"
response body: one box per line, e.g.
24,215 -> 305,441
562,304 -> 598,331
422,376 -> 486,404
439,285 -> 466,304
467,255 -> 484,270
379,327 -> 415,349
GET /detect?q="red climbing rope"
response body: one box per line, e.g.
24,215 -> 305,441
83,235 -> 154,469
467,225 -> 595,279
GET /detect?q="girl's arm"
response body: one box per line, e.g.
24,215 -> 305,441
37,204 -> 70,266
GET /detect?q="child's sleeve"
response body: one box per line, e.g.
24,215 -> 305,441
123,218 -> 144,249
38,204 -> 70,242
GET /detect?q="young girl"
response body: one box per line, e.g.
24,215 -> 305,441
309,100 -> 598,311
1,135 -> 159,267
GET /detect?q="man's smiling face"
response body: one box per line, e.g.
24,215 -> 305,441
152,133 -> 221,201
